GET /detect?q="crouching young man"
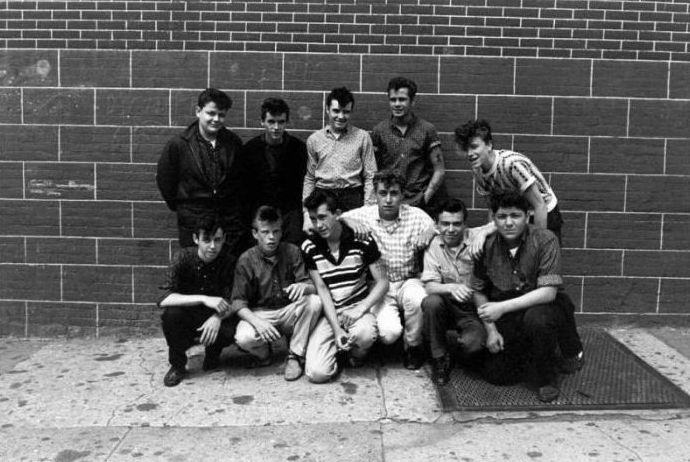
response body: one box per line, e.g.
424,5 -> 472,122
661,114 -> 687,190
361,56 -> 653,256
231,206 -> 322,381
471,193 -> 583,402
301,190 -> 389,383
159,215 -> 239,387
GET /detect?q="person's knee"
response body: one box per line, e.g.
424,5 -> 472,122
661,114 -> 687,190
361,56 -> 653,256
421,294 -> 444,315
523,305 -> 554,333
377,322 -> 402,345
161,306 -> 185,327
458,330 -> 485,357
234,324 -> 260,349
352,324 -> 377,351
306,363 -> 337,384
304,294 -> 322,316
401,287 -> 425,314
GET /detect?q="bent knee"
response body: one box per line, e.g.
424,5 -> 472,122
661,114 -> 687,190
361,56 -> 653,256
378,325 -> 402,345
306,365 -> 337,384
304,294 -> 322,314
421,294 -> 444,313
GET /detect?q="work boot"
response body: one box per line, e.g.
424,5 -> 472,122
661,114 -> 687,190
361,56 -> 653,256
431,353 -> 451,386
560,350 -> 585,374
404,345 -> 425,370
163,366 -> 186,387
284,353 -> 304,381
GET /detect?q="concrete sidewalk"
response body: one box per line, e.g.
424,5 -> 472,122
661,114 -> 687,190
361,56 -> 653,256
1,327 -> 689,461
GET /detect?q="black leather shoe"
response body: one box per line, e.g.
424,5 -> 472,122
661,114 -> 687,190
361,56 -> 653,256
560,350 -> 585,374
163,366 -> 186,387
202,355 -> 220,371
537,382 -> 560,402
431,353 -> 451,386
404,345 -> 425,370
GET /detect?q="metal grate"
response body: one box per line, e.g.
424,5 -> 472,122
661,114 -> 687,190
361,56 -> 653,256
437,327 -> 690,412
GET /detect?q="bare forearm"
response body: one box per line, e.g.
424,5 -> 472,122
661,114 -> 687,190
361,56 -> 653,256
425,281 -> 454,296
498,287 -> 557,314
160,293 -> 207,308
359,279 -> 389,311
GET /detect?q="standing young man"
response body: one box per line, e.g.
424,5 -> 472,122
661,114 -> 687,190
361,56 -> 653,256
371,77 -> 446,215
159,215 -> 238,387
242,97 -> 308,245
340,170 -> 436,370
302,190 -> 389,383
156,88 -> 255,253
302,87 -> 377,234
471,192 -> 584,402
231,206 -> 322,381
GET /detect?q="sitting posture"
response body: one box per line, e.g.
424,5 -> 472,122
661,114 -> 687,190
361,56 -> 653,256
302,190 -> 389,382
232,206 -> 322,381
421,198 -> 486,386
471,193 -> 584,402
159,215 -> 239,387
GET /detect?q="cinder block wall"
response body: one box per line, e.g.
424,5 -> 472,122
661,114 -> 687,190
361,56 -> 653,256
1,0 -> 689,336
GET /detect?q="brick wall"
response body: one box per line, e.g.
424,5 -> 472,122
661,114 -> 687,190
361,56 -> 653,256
1,0 -> 689,336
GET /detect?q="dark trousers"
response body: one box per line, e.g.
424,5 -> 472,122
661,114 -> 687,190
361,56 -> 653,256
422,294 -> 486,360
161,305 -> 238,370
480,292 -> 582,386
315,186 -> 364,212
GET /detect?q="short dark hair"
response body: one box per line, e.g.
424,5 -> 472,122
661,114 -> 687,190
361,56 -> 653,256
304,189 -> 340,214
197,88 -> 232,111
261,97 -> 290,121
387,76 -> 417,100
454,119 -> 492,151
326,87 -> 355,110
435,198 -> 468,221
373,169 -> 406,191
252,205 -> 282,228
194,214 -> 224,239
489,192 -> 531,214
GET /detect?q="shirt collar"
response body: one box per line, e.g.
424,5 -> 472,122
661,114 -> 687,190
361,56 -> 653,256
497,225 -> 531,253
325,125 -> 348,138
388,113 -> 417,130
438,228 -> 471,252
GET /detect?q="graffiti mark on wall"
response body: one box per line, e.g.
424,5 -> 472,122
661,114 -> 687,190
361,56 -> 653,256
28,179 -> 94,197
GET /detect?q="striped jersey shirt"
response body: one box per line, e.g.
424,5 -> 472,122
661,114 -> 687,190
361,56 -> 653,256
474,149 -> 557,211
302,225 -> 381,310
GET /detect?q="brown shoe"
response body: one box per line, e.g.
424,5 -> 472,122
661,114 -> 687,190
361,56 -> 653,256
284,353 -> 304,381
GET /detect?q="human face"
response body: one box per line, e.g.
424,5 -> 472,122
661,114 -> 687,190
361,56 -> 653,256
193,228 -> 225,263
493,206 -> 528,245
308,203 -> 341,241
326,100 -> 352,133
376,183 -> 403,221
252,220 -> 282,256
463,136 -> 493,171
437,211 -> 466,248
388,88 -> 413,120
196,101 -> 226,140
261,112 -> 287,145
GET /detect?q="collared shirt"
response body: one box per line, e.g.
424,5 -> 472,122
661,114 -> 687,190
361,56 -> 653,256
342,204 -> 434,283
231,242 -> 311,312
473,149 -> 557,212
470,225 -> 562,301
304,125 -> 377,205
371,114 -> 442,204
421,229 -> 478,286
302,225 -> 381,310
158,247 -> 236,306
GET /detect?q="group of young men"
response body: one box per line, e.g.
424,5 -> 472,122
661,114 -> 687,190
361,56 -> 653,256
155,78 -> 583,402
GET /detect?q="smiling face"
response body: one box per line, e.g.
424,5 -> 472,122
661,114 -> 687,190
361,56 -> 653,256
196,101 -> 226,141
308,203 -> 341,241
326,100 -> 352,133
194,227 -> 225,263
462,136 -> 493,171
493,206 -> 528,245
437,211 -> 466,248
252,219 -> 282,256
388,88 -> 413,120
261,111 -> 287,145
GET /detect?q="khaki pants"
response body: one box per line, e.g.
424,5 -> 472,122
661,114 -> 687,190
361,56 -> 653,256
373,278 -> 426,348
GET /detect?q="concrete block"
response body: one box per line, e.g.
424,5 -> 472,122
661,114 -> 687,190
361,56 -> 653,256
593,60 -> 667,98
0,237 -> 24,263
0,125 -> 58,161
659,279 -> 690,314
666,139 -> 690,176
445,170 -> 476,208
62,265 -> 132,303
629,100 -> 690,138
96,89 -> 168,126
60,49 -> 130,87
0,264 -> 61,300
61,201 -> 132,238
589,137 -> 664,174
561,211 -> 586,249
478,96 -> 552,135
133,266 -> 168,304
561,249 -> 622,276
0,49 -> 58,86
132,202 -> 177,239
171,89 -> 244,128
0,300 -> 25,336
582,277 -> 659,313
440,56 -> 513,95
669,62 -> 690,99
516,58 -> 590,96
132,50 -> 207,88
363,55 -> 439,93
626,175 -> 690,213
61,126 -> 131,163
663,214 -> 690,251
587,213 -> 661,250
553,97 -> 628,136
350,95 -> 393,131
563,276 -> 583,311
26,237 -> 96,264
97,303 -> 161,336
97,239 -> 169,266
513,135 -> 588,173
27,302 -> 97,337
439,133 -> 464,171
209,51 -> 283,90
551,173 -> 625,211
624,250 -> 690,277
23,88 -> 94,125
0,200 -> 59,236
246,91 -> 324,131
132,127 -> 180,164
96,163 -> 159,201
0,88 -> 21,123
283,53 -> 360,91
25,162 -> 95,200
0,162 -> 23,198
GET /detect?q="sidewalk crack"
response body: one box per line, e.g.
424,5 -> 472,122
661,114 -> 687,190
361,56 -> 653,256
104,427 -> 132,461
